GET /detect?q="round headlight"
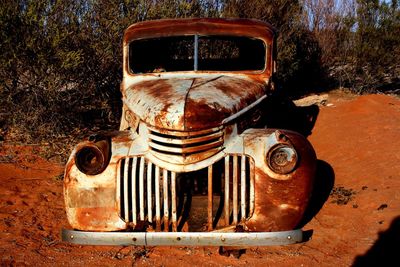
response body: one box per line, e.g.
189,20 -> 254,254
267,145 -> 298,174
75,139 -> 110,175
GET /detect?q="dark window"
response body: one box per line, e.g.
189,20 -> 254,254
197,36 -> 265,71
129,35 -> 266,73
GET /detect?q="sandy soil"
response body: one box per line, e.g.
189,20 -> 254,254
1,92 -> 399,266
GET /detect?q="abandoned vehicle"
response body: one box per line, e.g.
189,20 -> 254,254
62,18 -> 317,246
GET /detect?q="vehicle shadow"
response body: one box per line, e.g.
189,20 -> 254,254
261,95 -> 320,138
352,216 -> 400,267
298,160 -> 335,228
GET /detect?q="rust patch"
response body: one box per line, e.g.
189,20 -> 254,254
111,130 -> 134,145
74,207 -> 125,231
134,79 -> 175,99
184,76 -> 266,130
237,106 -> 266,133
66,187 -> 116,208
212,77 -> 262,100
124,78 -> 188,130
125,76 -> 266,131
184,98 -> 230,130
64,159 -> 76,184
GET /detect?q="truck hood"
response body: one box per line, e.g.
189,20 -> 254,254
124,75 -> 266,131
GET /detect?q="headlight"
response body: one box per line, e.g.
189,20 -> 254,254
267,144 -> 298,174
75,139 -> 110,175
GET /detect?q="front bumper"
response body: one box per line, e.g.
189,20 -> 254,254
62,228 -> 305,246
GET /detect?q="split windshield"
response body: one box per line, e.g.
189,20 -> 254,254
129,35 -> 266,73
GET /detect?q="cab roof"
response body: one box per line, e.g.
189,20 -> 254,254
124,18 -> 276,44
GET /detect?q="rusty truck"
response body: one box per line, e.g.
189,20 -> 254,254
62,18 -> 316,246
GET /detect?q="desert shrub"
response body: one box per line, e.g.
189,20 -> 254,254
304,0 -> 400,93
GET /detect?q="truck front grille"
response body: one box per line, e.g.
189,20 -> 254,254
147,126 -> 224,164
117,154 -> 255,232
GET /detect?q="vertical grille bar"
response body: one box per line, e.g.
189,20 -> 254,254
116,159 -> 121,209
131,157 -> 138,224
155,165 -> 161,231
171,171 -> 177,232
249,159 -> 255,216
207,165 -> 213,231
147,162 -> 153,223
123,159 -> 130,222
139,158 -> 145,221
224,156 -> 230,225
163,169 -> 169,231
241,156 -> 246,220
232,155 -> 238,224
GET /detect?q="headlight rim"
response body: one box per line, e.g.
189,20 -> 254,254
75,138 -> 111,176
266,144 -> 298,175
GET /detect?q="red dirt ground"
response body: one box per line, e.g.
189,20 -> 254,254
1,92 -> 399,266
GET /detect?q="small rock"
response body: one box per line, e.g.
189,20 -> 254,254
330,186 -> 356,205
219,246 -> 246,259
294,94 -> 329,107
377,204 -> 388,211
114,252 -> 125,260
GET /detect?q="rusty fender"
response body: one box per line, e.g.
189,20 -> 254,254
64,131 -> 134,231
236,128 -> 316,232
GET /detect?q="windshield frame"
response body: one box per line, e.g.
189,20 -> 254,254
126,34 -> 269,75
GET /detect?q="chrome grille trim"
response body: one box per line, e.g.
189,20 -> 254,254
117,154 -> 255,232
147,126 -> 224,163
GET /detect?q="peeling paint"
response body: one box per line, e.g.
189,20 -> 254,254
123,76 -> 266,131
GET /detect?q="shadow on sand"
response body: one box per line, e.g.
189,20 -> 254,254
262,95 -> 320,138
352,216 -> 400,267
298,160 -> 335,228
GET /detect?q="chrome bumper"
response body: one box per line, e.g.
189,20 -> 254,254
62,229 -> 305,246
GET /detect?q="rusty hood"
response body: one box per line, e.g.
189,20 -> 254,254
123,75 -> 266,131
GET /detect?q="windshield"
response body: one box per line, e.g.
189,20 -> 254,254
129,35 -> 266,73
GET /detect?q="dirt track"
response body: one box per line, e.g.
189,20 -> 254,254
1,92 -> 399,266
